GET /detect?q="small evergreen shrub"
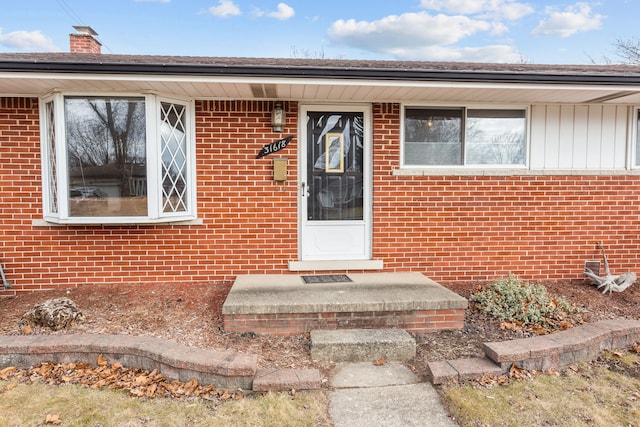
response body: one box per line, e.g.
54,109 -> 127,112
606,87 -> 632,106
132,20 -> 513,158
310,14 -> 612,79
471,275 -> 574,329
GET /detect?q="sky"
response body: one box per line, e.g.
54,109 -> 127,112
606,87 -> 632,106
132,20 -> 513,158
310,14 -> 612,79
0,0 -> 636,64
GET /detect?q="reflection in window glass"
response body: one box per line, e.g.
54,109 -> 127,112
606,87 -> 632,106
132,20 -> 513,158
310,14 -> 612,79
404,108 -> 463,165
45,100 -> 59,214
403,107 -> 526,167
466,109 -> 526,165
64,97 -> 147,217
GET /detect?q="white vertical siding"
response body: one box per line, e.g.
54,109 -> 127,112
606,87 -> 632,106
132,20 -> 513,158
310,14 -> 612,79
530,104 -> 630,169
558,106 -> 574,168
544,105 -> 561,167
529,106 -> 547,169
572,106 -> 589,168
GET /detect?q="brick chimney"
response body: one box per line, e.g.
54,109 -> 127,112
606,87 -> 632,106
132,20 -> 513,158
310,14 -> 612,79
69,26 -> 101,54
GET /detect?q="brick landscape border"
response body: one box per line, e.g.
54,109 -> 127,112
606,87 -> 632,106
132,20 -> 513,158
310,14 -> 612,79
0,333 -> 322,392
0,334 -> 258,390
2,318 -> 638,391
428,319 -> 640,384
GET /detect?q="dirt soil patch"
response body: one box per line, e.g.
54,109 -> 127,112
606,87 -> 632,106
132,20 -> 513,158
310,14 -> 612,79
1,280 -> 639,382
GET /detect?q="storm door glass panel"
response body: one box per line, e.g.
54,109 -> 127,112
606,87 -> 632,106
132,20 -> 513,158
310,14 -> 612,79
404,108 -> 463,165
466,109 -> 526,165
64,97 -> 147,217
160,102 -> 188,213
45,100 -> 58,214
307,111 -> 364,221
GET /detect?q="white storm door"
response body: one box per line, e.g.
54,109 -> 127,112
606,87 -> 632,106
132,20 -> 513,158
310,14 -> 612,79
300,105 -> 372,261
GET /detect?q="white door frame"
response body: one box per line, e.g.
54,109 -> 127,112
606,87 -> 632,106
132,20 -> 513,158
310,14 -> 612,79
298,103 -> 373,261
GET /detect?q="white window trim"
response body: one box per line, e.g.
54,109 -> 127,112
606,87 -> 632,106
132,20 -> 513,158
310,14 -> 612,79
631,106 -> 640,169
39,92 -> 197,225
400,103 -> 531,171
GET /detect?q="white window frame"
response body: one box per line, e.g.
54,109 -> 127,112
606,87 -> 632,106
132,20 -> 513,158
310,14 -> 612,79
632,107 -> 640,169
400,103 -> 530,170
39,92 -> 197,224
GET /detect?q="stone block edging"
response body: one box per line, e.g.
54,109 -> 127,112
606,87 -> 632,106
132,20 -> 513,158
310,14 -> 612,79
428,319 -> 640,384
0,334 -> 258,391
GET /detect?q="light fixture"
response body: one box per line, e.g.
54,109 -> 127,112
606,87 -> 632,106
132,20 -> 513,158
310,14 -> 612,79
271,103 -> 285,132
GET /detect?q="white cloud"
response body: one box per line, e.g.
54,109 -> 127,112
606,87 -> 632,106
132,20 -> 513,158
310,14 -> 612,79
532,2 -> 604,37
268,3 -> 295,20
327,11 -> 524,62
328,12 -> 492,52
208,0 -> 240,17
489,21 -> 509,36
0,28 -> 58,52
419,0 -> 534,20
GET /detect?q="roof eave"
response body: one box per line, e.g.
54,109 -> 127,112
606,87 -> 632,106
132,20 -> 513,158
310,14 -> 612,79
2,60 -> 640,86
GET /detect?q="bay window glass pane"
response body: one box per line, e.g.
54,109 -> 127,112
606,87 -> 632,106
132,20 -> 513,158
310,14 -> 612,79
64,97 -> 147,217
466,109 -> 526,165
45,100 -> 58,214
404,108 -> 463,165
160,102 -> 188,213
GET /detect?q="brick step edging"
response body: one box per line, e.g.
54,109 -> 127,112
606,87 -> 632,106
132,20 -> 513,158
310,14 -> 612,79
0,333 -> 258,390
428,319 -> 640,384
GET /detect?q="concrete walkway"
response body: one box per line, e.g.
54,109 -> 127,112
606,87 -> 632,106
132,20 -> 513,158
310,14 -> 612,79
328,362 -> 457,427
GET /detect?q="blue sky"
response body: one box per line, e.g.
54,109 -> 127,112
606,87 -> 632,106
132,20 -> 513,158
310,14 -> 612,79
0,0 -> 636,64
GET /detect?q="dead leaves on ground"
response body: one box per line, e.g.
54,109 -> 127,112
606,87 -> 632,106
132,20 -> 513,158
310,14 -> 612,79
499,318 -> 576,336
473,364 -> 561,389
373,357 -> 386,366
0,355 -> 244,402
45,414 -> 62,425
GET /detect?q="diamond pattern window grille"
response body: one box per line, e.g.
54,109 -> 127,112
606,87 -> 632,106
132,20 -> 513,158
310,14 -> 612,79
46,101 -> 58,213
160,102 -> 188,213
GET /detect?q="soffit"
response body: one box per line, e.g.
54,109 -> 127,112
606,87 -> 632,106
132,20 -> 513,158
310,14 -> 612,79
1,72 -> 640,105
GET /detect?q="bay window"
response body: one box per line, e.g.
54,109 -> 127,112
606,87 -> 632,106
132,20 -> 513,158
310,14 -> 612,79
40,93 -> 196,224
403,106 -> 527,167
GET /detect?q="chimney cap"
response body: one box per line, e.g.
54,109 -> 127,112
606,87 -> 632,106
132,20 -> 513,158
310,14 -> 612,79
72,26 -> 98,36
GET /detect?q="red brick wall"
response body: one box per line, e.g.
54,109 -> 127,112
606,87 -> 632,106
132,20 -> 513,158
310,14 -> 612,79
69,34 -> 101,54
0,98 -> 639,294
371,103 -> 640,283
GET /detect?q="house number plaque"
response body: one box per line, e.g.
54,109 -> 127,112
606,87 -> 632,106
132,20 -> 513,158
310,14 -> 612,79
256,136 -> 293,159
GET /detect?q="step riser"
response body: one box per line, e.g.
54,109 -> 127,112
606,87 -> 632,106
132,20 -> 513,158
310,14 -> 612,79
311,328 -> 416,363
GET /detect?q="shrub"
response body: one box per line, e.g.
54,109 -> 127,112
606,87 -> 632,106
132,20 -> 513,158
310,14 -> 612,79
470,275 -> 574,328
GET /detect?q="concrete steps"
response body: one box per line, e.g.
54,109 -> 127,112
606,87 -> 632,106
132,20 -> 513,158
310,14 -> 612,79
311,328 -> 416,362
223,273 -> 468,336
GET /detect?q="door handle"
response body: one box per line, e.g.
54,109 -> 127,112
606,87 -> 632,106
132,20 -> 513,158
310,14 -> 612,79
301,182 -> 309,197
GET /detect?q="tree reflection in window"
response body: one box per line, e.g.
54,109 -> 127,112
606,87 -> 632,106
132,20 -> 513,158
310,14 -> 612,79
65,97 -> 147,216
404,107 -> 526,166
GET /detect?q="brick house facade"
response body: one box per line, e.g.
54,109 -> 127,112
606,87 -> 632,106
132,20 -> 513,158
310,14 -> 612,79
0,30 -> 639,294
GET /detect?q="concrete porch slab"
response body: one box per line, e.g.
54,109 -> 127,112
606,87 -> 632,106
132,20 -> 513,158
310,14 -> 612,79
222,272 -> 467,315
222,273 -> 468,336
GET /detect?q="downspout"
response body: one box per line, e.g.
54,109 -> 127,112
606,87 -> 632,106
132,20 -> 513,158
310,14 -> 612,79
0,261 -> 11,288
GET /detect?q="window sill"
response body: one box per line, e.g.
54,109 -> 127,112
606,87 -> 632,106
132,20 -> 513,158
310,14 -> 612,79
393,168 -> 640,176
32,218 -> 204,227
